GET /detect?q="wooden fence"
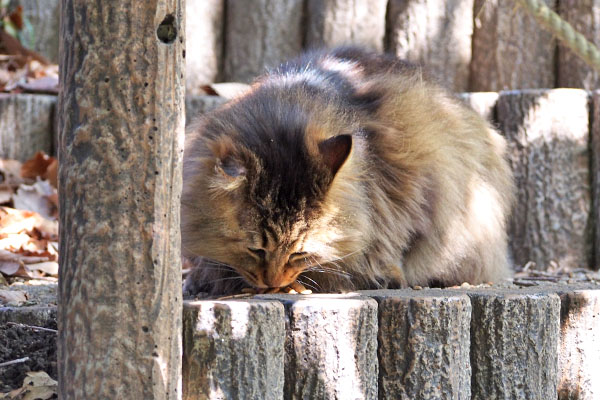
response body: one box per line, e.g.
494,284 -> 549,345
13,0 -> 600,93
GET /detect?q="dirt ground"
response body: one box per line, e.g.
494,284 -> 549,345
0,321 -> 57,392
0,281 -> 57,392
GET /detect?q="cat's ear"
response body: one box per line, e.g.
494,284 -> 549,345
216,156 -> 246,178
318,134 -> 352,175
210,156 -> 246,192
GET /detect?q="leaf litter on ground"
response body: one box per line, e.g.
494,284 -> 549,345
0,12 -> 58,95
0,152 -> 58,286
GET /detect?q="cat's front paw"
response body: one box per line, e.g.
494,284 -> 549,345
255,281 -> 313,295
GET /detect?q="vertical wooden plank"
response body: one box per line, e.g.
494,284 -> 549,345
185,0 -> 224,94
497,89 -> 591,270
470,0 -> 556,91
593,92 -> 600,270
182,300 -> 285,400
57,1 -> 184,398
19,0 -> 61,63
557,0 -> 600,90
224,0 -> 303,83
305,0 -> 387,51
386,0 -> 473,91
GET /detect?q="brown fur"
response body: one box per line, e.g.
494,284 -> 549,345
182,48 -> 515,295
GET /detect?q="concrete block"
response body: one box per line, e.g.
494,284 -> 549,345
468,290 -> 560,400
182,299 -> 285,400
0,94 -> 55,161
497,89 -> 592,270
458,92 -> 499,122
363,289 -> 471,400
259,294 -> 378,400
557,289 -> 600,399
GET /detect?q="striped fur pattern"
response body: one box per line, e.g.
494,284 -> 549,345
182,47 -> 515,295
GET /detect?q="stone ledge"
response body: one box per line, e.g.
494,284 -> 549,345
2,283 -> 599,397
181,283 -> 599,400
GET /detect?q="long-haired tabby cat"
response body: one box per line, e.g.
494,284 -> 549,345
182,47 -> 515,295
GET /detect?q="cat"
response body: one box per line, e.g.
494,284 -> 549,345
181,47 -> 515,296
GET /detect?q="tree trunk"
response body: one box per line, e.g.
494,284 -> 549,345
57,1 -> 184,399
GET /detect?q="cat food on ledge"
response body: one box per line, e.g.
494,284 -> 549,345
181,47 -> 515,296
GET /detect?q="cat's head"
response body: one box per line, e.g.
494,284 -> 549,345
182,89 -> 365,291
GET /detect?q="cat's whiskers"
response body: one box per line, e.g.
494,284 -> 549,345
297,273 -> 321,291
305,256 -> 353,279
296,277 -> 319,292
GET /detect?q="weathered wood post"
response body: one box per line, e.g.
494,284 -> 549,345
57,1 -> 185,398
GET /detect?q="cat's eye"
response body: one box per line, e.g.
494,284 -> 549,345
247,247 -> 266,259
288,252 -> 308,262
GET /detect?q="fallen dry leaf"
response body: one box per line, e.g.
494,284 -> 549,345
0,29 -> 58,95
0,249 -> 49,264
15,75 -> 58,94
25,261 -> 58,276
0,158 -> 25,187
0,261 -> 27,277
11,180 -> 57,219
0,207 -> 58,237
44,159 -> 58,189
0,188 -> 11,204
3,371 -> 57,400
20,152 -> 56,181
0,233 -> 31,251
0,288 -> 27,305
0,30 -> 50,65
0,207 -> 58,279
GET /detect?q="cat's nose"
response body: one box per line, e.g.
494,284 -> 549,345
263,266 -> 293,288
263,273 -> 285,288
